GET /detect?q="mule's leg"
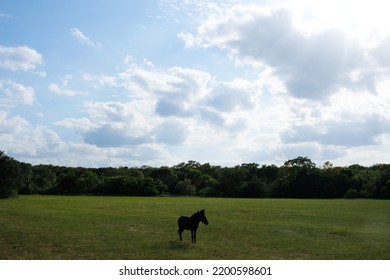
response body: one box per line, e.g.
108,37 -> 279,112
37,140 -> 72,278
178,228 -> 184,241
191,230 -> 194,243
193,229 -> 197,243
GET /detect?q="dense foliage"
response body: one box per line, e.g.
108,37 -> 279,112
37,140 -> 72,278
1,150 -> 390,199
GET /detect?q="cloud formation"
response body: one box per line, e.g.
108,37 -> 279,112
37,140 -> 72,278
0,80 -> 35,106
3,1 -> 390,167
69,28 -> 102,48
181,5 -> 382,99
50,51 -> 390,166
0,45 -> 43,71
0,111 -> 65,158
84,124 -> 150,147
282,117 -> 390,147
53,61 -> 266,152
48,75 -> 86,96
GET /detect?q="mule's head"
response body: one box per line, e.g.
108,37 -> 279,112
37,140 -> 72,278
199,209 -> 209,225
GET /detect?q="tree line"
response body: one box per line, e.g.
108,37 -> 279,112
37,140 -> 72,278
1,150 -> 390,199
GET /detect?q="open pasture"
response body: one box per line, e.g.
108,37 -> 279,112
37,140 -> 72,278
0,195 -> 389,259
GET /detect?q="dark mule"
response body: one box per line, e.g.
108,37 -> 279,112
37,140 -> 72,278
178,209 -> 209,243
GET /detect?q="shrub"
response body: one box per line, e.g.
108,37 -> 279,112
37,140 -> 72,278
344,188 -> 360,199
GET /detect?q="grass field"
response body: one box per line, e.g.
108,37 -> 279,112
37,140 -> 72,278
0,195 -> 389,260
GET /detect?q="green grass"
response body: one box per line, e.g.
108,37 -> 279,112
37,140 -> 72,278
0,195 -> 389,259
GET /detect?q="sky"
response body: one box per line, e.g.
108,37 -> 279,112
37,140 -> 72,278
1,0 -> 390,168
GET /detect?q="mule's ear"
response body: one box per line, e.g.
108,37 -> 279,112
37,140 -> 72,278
200,209 -> 205,213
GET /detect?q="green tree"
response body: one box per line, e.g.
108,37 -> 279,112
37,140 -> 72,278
175,179 -> 196,195
75,169 -> 100,194
215,167 -> 248,197
270,157 -> 320,198
0,151 -> 21,198
18,162 -> 34,194
150,166 -> 179,194
370,164 -> 390,198
31,165 -> 57,194
353,168 -> 381,198
241,177 -> 267,198
55,169 -> 77,194
319,166 -> 350,198
283,156 -> 316,169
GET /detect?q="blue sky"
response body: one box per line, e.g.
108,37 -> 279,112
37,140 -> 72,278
1,0 -> 390,167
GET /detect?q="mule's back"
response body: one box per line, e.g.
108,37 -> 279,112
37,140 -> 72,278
178,215 -> 196,230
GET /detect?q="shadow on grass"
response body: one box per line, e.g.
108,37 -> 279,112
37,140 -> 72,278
167,240 -> 193,251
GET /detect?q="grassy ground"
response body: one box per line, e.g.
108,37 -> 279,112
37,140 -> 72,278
0,195 -> 389,259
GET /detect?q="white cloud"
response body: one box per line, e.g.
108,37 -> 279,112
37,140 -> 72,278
154,120 -> 188,145
288,0 -> 390,46
48,76 -> 86,96
186,3 -> 390,92
184,5 -> 372,100
143,58 -> 156,68
79,100 -> 156,148
177,32 -> 197,48
65,143 -> 172,167
54,117 -> 96,133
53,60 -> 286,161
83,124 -> 151,147
159,0 -> 221,20
0,111 -> 30,134
1,109 -> 170,167
0,80 -> 35,106
278,82 -> 390,150
119,64 -> 186,98
82,101 -> 152,132
69,28 -> 102,48
48,83 -> 83,96
282,117 -> 390,147
206,78 -> 258,112
83,73 -> 118,88
0,45 -> 43,71
0,112 -> 65,158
